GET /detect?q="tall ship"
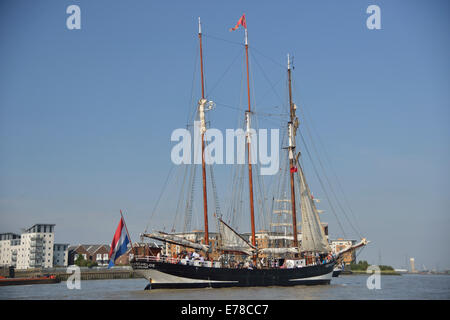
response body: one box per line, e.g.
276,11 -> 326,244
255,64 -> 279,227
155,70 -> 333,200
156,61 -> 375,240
130,15 -> 368,289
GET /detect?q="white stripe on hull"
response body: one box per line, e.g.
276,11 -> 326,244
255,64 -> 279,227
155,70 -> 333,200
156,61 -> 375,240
134,267 -> 333,286
289,269 -> 333,281
135,269 -> 238,284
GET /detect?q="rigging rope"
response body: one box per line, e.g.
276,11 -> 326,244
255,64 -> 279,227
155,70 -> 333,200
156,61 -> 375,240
300,112 -> 363,239
203,33 -> 244,47
144,164 -> 175,234
187,47 -> 199,125
298,131 -> 348,238
250,51 -> 285,106
208,162 -> 222,218
297,103 -> 364,238
172,164 -> 189,232
207,48 -> 243,97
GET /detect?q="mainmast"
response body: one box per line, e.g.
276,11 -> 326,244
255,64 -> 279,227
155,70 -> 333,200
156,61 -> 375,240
198,17 -> 209,246
287,54 -> 299,249
244,27 -> 257,253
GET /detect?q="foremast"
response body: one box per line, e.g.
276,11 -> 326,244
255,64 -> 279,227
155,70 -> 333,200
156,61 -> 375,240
198,18 -> 209,248
287,54 -> 299,250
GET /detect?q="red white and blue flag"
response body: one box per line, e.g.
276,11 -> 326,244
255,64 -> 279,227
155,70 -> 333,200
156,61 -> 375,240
108,215 -> 130,268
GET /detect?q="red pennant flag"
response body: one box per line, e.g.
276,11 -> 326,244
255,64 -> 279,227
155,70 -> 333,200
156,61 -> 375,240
230,14 -> 247,31
290,166 -> 298,173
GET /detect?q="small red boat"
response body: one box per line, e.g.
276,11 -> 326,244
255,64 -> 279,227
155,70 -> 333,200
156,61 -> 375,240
0,275 -> 60,286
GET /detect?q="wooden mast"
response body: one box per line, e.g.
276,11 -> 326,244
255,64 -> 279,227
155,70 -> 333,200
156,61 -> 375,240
198,18 -> 209,247
244,27 -> 257,260
287,54 -> 299,249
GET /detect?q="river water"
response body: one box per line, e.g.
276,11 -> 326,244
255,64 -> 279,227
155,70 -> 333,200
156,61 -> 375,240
1,274 -> 449,300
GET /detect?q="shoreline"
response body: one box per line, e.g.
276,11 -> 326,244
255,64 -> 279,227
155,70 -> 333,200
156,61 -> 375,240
6,268 -> 144,281
344,270 -> 401,276
5,267 -> 448,283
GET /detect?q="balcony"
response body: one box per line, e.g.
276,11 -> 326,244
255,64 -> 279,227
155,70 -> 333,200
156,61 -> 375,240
30,247 -> 43,254
30,253 -> 43,260
29,261 -> 42,268
30,241 -> 43,248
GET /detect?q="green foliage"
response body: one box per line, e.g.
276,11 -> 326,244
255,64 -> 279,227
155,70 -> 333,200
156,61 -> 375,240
379,265 -> 394,271
350,260 -> 369,271
350,260 -> 394,271
74,254 -> 98,268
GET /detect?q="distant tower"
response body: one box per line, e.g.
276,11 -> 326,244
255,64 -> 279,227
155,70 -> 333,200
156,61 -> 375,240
409,258 -> 416,273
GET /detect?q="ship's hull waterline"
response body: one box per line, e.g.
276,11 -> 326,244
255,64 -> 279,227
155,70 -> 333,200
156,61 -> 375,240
131,260 -> 335,289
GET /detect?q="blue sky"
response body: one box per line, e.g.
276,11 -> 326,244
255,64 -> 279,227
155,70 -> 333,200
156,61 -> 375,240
1,0 -> 449,270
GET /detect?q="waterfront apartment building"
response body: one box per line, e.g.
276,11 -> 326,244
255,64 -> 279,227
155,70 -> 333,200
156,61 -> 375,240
0,224 -> 69,270
53,243 -> 69,267
0,233 -> 21,267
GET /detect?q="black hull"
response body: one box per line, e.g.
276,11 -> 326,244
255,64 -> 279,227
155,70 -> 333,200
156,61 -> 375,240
131,260 -> 335,289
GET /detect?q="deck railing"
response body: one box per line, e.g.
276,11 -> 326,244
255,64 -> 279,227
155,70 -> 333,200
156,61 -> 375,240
133,255 -> 335,270
133,255 -> 220,268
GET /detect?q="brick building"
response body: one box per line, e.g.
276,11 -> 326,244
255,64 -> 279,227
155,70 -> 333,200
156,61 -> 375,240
114,242 -> 162,265
68,244 -> 110,266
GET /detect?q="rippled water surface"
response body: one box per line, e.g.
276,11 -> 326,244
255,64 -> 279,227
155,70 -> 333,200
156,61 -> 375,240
1,274 -> 449,300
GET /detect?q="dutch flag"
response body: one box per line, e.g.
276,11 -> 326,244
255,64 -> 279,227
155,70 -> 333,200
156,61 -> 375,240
108,214 -> 130,268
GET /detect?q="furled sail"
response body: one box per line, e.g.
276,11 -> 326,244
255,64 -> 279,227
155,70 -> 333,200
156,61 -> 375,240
297,161 -> 331,253
143,232 -> 209,252
217,218 -> 256,255
258,247 -> 298,255
335,238 -> 369,259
